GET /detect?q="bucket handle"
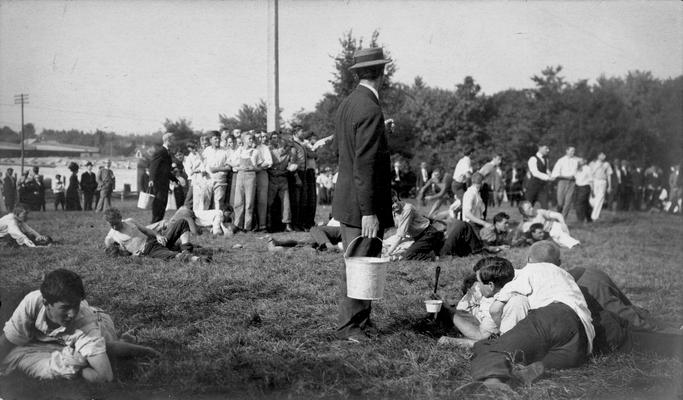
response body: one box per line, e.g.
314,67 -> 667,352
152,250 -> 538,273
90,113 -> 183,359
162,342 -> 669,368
344,236 -> 383,259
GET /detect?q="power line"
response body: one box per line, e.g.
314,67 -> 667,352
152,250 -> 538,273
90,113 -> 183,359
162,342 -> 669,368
0,102 -> 160,123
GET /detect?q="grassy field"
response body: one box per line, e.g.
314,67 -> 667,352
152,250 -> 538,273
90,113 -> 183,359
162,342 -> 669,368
0,199 -> 682,400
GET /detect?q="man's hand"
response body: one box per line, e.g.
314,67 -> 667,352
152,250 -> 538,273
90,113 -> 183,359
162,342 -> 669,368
361,215 -> 380,238
156,235 -> 168,246
483,222 -> 494,230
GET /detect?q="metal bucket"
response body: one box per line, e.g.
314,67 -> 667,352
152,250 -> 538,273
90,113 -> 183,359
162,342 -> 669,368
344,236 -> 389,300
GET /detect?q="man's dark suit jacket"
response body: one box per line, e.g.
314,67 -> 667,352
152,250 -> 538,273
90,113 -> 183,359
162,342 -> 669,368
332,85 -> 393,229
80,171 -> 97,193
149,145 -> 174,194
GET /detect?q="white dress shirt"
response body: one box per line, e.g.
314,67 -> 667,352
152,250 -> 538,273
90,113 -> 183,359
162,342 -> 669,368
494,262 -> 595,353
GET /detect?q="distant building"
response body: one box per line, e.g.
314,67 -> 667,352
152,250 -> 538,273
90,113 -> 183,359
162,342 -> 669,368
0,139 -> 100,158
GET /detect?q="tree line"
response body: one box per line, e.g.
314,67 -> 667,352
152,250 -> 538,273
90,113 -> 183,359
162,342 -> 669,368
2,31 -> 680,170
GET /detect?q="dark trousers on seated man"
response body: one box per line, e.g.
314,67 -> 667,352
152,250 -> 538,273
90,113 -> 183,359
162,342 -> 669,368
142,219 -> 193,260
440,220 -> 483,257
337,223 -> 384,340
471,302 -> 588,382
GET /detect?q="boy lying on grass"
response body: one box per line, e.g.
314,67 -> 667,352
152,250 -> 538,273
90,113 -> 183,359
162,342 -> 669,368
0,269 -> 159,381
103,208 -> 208,262
0,203 -> 52,247
150,205 -> 236,237
517,200 -> 580,249
439,241 -> 683,358
469,255 -> 594,390
385,190 -> 444,261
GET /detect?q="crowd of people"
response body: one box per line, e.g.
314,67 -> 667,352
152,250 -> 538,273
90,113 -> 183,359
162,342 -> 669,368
0,46 -> 681,392
133,129 -> 335,234
0,160 -> 116,213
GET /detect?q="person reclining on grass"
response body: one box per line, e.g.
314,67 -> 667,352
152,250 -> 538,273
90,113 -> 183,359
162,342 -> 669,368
434,258 -> 529,349
385,190 -> 444,261
469,255 -> 594,389
0,203 -> 52,247
149,205 -> 236,237
529,240 -> 683,360
267,217 -> 343,252
439,212 -> 527,258
0,269 -> 159,381
103,208 -> 206,262
517,200 -> 580,249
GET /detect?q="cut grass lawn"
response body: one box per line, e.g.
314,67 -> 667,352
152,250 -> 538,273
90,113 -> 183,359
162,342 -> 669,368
1,199 -> 682,399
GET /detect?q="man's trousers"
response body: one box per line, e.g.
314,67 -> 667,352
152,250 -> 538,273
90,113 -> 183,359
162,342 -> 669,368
471,302 -> 588,382
337,224 -> 384,340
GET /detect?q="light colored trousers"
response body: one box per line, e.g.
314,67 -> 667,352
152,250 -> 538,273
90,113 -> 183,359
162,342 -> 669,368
255,170 -> 269,229
556,179 -> 576,218
234,171 -> 256,230
548,221 -> 580,249
212,182 -> 227,210
590,179 -> 608,221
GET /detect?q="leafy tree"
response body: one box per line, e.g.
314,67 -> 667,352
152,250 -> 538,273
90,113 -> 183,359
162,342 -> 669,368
219,100 -> 270,132
0,126 -> 19,143
293,30 -> 398,167
162,118 -> 196,142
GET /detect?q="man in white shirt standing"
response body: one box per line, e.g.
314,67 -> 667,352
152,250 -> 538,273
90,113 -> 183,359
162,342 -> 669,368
202,131 -> 231,211
589,152 -> 613,221
526,144 -> 553,209
551,146 -> 579,218
452,148 -> 474,200
254,131 -> 274,232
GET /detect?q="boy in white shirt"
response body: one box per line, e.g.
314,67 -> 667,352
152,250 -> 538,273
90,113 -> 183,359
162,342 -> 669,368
103,208 -> 205,262
0,269 -> 158,381
470,253 -> 594,388
52,175 -> 66,211
0,203 -> 51,247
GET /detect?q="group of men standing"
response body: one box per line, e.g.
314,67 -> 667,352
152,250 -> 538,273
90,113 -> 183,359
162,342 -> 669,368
523,144 -> 673,222
147,128 -> 329,233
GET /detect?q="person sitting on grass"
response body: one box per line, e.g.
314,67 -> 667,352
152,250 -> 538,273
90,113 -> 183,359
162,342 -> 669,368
103,208 -> 206,262
517,200 -> 580,249
151,205 -> 236,237
266,217 -> 343,252
470,254 -> 594,389
0,269 -> 159,381
0,203 -> 52,247
439,213 -> 526,258
434,258 -> 528,349
385,190 -> 444,261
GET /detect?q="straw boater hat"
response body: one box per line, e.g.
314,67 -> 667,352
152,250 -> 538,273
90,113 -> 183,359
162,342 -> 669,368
349,47 -> 392,70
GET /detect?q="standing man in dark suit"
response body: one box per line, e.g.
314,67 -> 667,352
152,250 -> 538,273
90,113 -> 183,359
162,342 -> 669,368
332,47 -> 394,342
149,132 -> 177,223
80,161 -> 97,211
526,144 -> 553,208
2,168 -> 17,212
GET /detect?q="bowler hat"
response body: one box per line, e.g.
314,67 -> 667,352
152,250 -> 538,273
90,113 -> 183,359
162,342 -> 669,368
349,47 -> 391,70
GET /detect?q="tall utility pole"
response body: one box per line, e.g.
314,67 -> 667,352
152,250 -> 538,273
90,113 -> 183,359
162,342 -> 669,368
13,93 -> 29,176
267,0 -> 280,132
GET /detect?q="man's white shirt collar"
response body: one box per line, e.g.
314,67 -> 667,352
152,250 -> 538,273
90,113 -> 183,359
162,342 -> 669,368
359,82 -> 379,101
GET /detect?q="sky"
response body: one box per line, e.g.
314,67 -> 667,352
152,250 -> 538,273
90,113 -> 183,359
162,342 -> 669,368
0,0 -> 681,136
